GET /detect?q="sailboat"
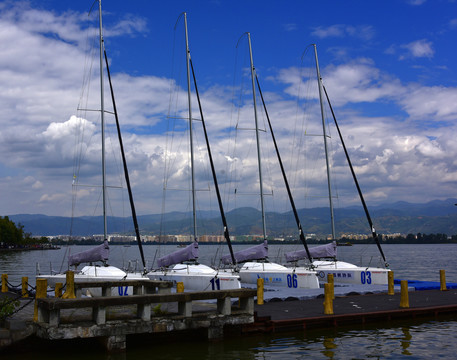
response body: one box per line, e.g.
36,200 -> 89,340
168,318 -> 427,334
284,44 -> 391,286
220,33 -> 319,290
146,13 -> 240,291
37,0 -> 147,295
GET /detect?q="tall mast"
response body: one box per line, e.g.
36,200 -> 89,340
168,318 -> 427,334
98,0 -> 107,242
313,44 -> 335,240
247,33 -> 267,240
183,13 -> 198,242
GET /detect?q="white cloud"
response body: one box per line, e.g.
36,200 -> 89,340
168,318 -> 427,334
398,85 -> 457,120
105,14 -> 148,37
311,24 -> 375,41
407,0 -> 427,5
400,39 -> 434,59
277,59 -> 403,106
283,23 -> 298,32
0,1 -> 457,221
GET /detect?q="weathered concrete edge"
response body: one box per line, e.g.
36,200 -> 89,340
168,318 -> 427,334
245,304 -> 457,333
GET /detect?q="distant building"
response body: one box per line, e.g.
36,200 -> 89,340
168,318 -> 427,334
199,235 -> 224,243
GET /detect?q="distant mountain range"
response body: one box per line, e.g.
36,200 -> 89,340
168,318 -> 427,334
6,198 -> 457,238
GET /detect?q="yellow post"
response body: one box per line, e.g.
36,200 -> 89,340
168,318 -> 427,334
1,274 -> 8,293
22,276 -> 29,298
324,283 -> 334,315
62,271 -> 76,299
176,282 -> 184,293
399,280 -> 409,308
327,273 -> 334,299
257,278 -> 264,305
388,271 -> 394,295
55,282 -> 63,298
440,270 -> 447,291
34,278 -> 47,322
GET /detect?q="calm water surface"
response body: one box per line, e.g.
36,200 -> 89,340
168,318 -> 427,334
1,243 -> 456,286
1,243 -> 457,359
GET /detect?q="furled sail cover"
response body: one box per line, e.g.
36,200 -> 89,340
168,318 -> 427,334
222,240 -> 268,265
157,241 -> 199,268
68,239 -> 110,266
285,241 -> 337,262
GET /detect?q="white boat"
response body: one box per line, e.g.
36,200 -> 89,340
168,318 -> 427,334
220,33 -> 319,290
146,13 -> 240,291
286,241 -> 390,285
148,264 -> 240,291
239,262 -> 320,289
284,44 -> 391,285
313,260 -> 389,285
39,264 -> 146,297
37,0 -> 147,296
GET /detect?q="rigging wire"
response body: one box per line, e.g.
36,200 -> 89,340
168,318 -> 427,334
60,11 -> 99,273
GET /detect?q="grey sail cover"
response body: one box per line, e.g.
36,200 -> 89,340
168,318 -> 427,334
285,241 -> 337,262
221,240 -> 268,265
157,241 -> 199,268
68,239 -> 109,266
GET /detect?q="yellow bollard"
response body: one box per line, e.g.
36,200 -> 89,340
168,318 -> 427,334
399,280 -> 409,308
257,278 -> 264,305
440,270 -> 447,291
324,283 -> 334,315
22,277 -> 29,298
176,282 -> 184,293
62,271 -> 76,299
34,278 -> 47,322
388,271 -> 394,295
327,273 -> 334,299
55,282 -> 63,298
1,274 -> 8,293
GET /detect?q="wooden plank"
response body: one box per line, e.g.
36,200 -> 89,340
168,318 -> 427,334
73,280 -> 172,289
37,288 -> 257,310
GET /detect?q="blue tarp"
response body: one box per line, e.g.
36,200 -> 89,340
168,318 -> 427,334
394,279 -> 457,290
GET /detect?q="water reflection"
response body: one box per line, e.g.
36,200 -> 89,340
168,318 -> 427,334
401,327 -> 412,355
1,317 -> 457,359
321,336 -> 337,359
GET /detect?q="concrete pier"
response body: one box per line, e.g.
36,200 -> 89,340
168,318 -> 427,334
0,280 -> 257,352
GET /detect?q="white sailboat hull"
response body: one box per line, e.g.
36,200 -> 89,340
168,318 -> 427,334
238,262 -> 320,289
312,260 -> 390,285
147,263 -> 241,291
37,265 -> 147,297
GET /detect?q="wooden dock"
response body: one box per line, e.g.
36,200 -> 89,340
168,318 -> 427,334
247,288 -> 457,334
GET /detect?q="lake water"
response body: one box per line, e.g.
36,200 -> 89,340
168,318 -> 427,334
1,243 -> 457,358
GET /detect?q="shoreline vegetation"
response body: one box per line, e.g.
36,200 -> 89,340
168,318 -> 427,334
0,216 -> 53,251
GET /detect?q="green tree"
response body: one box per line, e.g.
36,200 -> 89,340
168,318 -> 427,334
0,216 -> 24,245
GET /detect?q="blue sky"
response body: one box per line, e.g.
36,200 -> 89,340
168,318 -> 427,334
0,0 -> 457,221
